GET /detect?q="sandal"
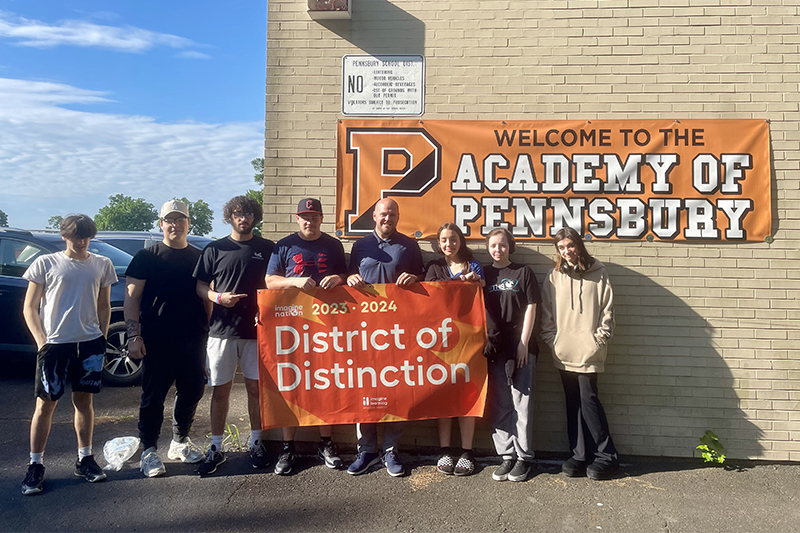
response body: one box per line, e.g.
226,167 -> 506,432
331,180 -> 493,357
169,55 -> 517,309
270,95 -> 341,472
437,452 -> 455,475
454,451 -> 475,476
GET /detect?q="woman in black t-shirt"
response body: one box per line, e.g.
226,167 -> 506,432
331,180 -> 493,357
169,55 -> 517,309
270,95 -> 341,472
425,223 -> 484,476
483,228 -> 540,483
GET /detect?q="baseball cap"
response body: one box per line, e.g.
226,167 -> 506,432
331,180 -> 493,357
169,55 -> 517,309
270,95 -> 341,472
297,198 -> 323,215
160,200 -> 190,219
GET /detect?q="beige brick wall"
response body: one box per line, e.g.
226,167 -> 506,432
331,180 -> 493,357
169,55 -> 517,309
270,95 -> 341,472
264,0 -> 800,460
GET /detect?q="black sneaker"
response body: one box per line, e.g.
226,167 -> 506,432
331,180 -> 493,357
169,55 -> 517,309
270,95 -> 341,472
318,440 -> 343,469
74,455 -> 107,483
249,441 -> 270,469
22,463 -> 45,495
198,445 -> 226,476
274,448 -> 295,475
562,457 -> 587,477
587,460 -> 619,480
492,459 -> 515,481
508,460 -> 533,482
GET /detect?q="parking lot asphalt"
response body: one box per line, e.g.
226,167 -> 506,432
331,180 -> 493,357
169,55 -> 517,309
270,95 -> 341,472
1,359 -> 799,533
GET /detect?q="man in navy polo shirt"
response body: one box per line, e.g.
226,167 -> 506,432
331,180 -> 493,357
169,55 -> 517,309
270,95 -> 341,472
265,198 -> 347,475
345,198 -> 424,477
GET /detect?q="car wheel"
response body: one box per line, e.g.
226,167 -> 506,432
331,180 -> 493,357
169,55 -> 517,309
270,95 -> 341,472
103,321 -> 143,386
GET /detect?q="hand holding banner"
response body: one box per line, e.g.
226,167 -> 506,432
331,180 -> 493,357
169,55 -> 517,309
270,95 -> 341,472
256,281 -> 488,430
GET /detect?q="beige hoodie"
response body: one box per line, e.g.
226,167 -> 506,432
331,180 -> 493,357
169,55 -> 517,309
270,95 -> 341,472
540,259 -> 614,373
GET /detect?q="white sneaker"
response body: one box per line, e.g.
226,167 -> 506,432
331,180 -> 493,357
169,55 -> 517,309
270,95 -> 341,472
167,438 -> 204,464
141,447 -> 166,478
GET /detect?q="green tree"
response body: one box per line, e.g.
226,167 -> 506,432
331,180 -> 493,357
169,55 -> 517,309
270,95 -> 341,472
247,158 -> 265,237
0,209 -> 7,227
95,194 -> 158,231
46,215 -> 63,230
251,157 -> 264,185
174,197 -> 214,236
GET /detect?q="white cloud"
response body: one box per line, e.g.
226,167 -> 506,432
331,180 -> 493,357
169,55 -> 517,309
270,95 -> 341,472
0,10 -> 204,54
176,50 -> 212,60
0,78 -> 263,237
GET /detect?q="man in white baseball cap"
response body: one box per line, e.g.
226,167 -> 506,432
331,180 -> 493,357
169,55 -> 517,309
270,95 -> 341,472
124,199 -> 210,477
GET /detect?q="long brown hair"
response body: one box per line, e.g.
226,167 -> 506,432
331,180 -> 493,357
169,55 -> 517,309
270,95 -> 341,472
553,227 -> 593,273
435,222 -> 474,262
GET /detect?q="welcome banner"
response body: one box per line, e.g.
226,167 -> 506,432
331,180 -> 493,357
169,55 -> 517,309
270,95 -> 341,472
256,282 -> 488,430
336,119 -> 772,241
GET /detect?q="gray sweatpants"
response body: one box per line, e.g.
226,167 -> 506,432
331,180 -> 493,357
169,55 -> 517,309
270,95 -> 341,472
487,356 -> 536,461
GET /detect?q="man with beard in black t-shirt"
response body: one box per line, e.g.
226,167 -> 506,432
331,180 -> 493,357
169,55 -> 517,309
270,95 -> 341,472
194,195 -> 275,475
125,200 -> 211,478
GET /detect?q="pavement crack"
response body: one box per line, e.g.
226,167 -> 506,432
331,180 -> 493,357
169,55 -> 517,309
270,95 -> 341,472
226,477 -> 248,505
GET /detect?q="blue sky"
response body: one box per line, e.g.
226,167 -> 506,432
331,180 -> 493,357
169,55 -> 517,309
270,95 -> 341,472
0,0 -> 268,236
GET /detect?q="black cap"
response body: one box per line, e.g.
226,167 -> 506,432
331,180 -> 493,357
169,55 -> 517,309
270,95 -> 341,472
297,198 -> 323,215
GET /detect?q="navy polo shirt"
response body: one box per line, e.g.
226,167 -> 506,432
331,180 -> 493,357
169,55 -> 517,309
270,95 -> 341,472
349,230 -> 424,284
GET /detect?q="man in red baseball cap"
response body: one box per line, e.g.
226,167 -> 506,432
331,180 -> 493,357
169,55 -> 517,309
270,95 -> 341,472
264,198 -> 348,474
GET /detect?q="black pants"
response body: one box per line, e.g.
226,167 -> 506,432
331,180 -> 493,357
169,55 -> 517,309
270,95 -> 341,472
138,336 -> 207,450
559,370 -> 618,464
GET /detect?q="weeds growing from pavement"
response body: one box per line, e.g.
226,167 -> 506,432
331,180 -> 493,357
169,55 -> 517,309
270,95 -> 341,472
205,423 -> 245,452
697,430 -> 726,464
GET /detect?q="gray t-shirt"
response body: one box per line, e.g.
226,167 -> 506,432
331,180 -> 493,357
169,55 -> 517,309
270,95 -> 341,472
23,252 -> 118,344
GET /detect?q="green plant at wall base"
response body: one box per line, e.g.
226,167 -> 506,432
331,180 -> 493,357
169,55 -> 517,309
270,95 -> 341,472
697,430 -> 726,464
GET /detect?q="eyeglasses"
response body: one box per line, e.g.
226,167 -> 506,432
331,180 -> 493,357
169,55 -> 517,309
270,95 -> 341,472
232,212 -> 255,220
162,216 -> 188,225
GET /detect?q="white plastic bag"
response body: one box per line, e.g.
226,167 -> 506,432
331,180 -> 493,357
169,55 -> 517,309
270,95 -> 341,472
103,436 -> 140,471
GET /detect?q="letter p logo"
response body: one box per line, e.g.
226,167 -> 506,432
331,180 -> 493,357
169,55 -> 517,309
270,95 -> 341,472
342,127 -> 442,236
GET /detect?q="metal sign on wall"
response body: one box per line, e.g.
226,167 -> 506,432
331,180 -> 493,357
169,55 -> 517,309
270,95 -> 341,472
342,55 -> 424,116
335,119 -> 772,242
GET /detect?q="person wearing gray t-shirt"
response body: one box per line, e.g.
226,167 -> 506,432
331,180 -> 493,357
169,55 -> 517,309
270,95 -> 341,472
20,215 -> 117,496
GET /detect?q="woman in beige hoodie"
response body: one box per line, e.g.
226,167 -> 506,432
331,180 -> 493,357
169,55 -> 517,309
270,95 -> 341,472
541,227 -> 619,481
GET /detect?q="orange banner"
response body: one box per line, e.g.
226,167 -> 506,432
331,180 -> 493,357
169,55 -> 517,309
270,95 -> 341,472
256,282 -> 487,430
336,119 -> 771,241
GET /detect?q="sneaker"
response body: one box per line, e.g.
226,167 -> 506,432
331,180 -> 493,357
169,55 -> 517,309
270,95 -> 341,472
436,452 -> 455,475
492,459 -> 515,481
198,445 -> 226,476
347,452 -> 381,476
249,441 -> 270,469
74,455 -> 107,483
318,441 -> 343,469
167,438 -> 204,464
562,457 -> 587,477
274,448 -> 295,475
508,460 -> 533,482
587,460 -> 619,481
383,450 -> 404,477
141,447 -> 166,478
454,452 -> 476,476
21,463 -> 45,495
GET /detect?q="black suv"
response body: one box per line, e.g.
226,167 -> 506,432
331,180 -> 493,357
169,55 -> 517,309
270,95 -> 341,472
95,231 -> 213,255
0,228 -> 142,386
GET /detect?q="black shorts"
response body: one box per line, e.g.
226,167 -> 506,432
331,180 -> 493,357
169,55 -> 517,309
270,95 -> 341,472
34,336 -> 106,401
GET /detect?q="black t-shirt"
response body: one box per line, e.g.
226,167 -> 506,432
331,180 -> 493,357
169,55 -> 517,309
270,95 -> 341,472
266,232 -> 346,282
125,242 -> 208,340
193,235 -> 275,339
483,262 -> 541,359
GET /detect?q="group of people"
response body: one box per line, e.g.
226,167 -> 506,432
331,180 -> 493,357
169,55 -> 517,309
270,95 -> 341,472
20,194 -> 619,496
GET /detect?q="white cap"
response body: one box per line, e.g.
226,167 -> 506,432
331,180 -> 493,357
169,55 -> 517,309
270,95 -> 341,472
160,200 -> 189,218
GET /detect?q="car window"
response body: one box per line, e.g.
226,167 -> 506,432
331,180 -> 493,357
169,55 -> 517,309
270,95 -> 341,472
98,238 -> 143,256
0,239 -> 49,278
52,240 -> 133,277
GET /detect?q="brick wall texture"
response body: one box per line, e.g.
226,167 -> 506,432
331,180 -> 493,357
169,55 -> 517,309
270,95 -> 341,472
264,0 -> 800,460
